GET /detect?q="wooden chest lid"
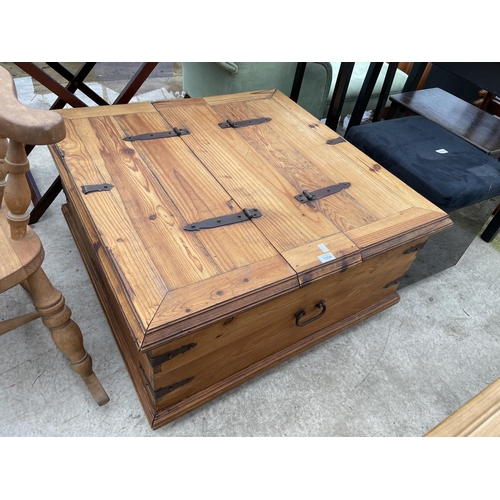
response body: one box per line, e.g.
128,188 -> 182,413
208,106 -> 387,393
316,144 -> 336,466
54,90 -> 450,349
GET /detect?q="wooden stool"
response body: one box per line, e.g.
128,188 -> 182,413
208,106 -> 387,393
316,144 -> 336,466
0,66 -> 109,406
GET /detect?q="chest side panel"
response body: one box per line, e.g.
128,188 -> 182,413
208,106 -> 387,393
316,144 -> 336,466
140,238 -> 425,411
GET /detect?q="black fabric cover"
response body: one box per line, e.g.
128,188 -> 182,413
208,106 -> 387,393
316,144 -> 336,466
346,115 -> 500,211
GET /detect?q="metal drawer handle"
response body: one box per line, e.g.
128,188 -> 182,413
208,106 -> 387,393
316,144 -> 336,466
294,300 -> 326,327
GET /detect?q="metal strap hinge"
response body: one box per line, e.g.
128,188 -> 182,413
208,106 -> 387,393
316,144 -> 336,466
326,137 -> 346,145
184,208 -> 262,231
81,183 -> 114,194
219,117 -> 271,129
295,182 -> 350,203
147,343 -> 197,367
153,377 -> 194,399
123,127 -> 190,141
139,364 -> 194,400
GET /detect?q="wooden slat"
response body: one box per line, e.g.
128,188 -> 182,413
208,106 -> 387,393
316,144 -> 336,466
346,207 -> 452,258
202,89 -> 276,105
281,232 -> 361,284
56,102 -> 155,119
114,111 -> 278,273
58,118 -> 169,329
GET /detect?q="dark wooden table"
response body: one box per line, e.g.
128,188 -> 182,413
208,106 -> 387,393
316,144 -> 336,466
389,87 -> 500,158
14,62 -> 159,223
432,62 -> 500,97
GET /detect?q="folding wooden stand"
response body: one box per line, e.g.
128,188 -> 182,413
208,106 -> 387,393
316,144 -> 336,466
13,62 -> 159,223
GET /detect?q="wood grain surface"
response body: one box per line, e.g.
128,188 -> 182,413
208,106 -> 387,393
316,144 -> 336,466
50,89 -> 452,427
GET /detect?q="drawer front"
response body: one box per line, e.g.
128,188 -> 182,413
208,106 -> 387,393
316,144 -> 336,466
140,237 -> 425,411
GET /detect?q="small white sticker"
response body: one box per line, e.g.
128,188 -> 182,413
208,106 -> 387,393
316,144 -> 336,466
318,252 -> 336,263
317,243 -> 329,253
436,149 -> 448,154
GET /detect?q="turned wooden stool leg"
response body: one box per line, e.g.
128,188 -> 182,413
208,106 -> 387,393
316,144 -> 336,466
26,267 -> 109,406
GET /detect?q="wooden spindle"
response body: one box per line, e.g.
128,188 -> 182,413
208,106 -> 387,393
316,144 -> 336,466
26,267 -> 110,406
4,139 -> 31,240
0,134 -> 7,207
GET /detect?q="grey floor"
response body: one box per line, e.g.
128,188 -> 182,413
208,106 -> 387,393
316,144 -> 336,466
1,63 -> 500,437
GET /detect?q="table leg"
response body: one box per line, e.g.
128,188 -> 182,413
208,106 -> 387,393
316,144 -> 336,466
481,207 -> 500,243
14,62 -> 88,108
113,62 -> 158,104
47,62 -> 108,109
290,63 -> 306,103
29,177 -> 63,224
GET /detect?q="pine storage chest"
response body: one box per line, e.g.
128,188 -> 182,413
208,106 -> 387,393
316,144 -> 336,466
49,90 -> 452,429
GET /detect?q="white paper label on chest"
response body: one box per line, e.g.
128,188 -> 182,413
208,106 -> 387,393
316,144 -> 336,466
318,252 -> 336,263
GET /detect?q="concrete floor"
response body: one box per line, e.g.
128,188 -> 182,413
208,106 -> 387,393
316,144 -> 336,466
1,63 -> 500,436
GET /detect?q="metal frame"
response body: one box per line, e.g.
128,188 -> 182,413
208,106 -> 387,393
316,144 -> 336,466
345,62 -> 384,136
325,62 -> 355,130
14,62 -> 159,223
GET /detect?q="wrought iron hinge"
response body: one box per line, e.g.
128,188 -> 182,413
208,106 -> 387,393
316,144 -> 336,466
123,127 -> 190,141
403,242 -> 427,254
326,137 -> 346,145
184,208 -> 262,231
147,343 -> 197,367
139,364 -> 194,400
153,377 -> 194,399
219,117 -> 271,129
81,183 -> 114,194
295,182 -> 350,203
384,275 -> 405,288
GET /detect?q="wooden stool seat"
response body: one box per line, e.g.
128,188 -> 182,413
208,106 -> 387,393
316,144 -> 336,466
0,66 -> 109,407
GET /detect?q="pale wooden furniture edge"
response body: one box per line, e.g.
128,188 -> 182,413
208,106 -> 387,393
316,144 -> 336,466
425,376 -> 500,437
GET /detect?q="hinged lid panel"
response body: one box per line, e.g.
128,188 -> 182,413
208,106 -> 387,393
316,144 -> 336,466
155,90 -> 450,280
56,102 -> 297,348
